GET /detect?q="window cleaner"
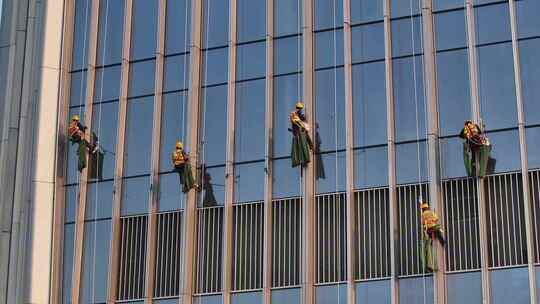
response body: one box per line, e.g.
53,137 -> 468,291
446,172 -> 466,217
289,102 -> 313,168
420,199 -> 445,272
459,120 -> 491,177
172,141 -> 197,193
68,114 -> 100,173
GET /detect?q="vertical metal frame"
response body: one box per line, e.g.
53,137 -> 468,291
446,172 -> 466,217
420,0 -> 446,303
465,1 -> 491,303
145,0 -> 167,302
107,0 -> 133,301
71,0 -> 100,302
383,0 -> 399,303
223,0 -> 238,302
342,0 -> 356,302
51,0 -> 76,302
263,0 -> 274,302
302,0 -> 316,303
182,0 -> 204,302
508,0 -> 537,302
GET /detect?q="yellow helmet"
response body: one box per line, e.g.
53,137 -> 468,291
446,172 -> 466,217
176,141 -> 183,149
420,202 -> 429,210
295,102 -> 304,109
71,114 -> 80,121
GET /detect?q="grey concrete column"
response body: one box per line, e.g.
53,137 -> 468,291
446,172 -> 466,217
508,1 -> 537,303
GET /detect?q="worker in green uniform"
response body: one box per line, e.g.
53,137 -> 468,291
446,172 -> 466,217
290,102 -> 313,168
459,120 -> 491,177
420,200 -> 445,272
172,141 -> 197,193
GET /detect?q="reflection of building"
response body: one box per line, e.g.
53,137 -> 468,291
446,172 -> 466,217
1,0 -> 540,303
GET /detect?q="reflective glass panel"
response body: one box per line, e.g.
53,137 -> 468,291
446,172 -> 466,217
315,68 -> 346,151
237,42 -> 266,81
272,158 -> 301,199
516,0 -> 540,39
436,50 -> 471,136
399,276 -> 434,304
72,0 -> 92,70
447,272 -> 482,304
274,0 -> 301,36
350,0 -> 383,24
396,141 -> 428,184
65,186 -> 78,223
128,60 -> 156,97
391,0 -> 420,18
274,36 -> 302,75
273,74 -> 303,158
194,295 -> 223,304
121,175 -> 151,216
97,0 -> 125,66
235,79 -> 266,162
81,220 -> 112,303
159,173 -> 185,211
477,43 -> 518,130
202,48 -> 229,86
91,101 -> 118,180
439,136 -> 468,179
527,127 -> 540,170
237,0 -> 266,43
130,0 -> 158,60
354,147 -> 389,189
351,23 -> 385,63
356,280 -> 391,304
124,97 -> 154,176
94,66 -> 121,102
486,130 -> 521,174
70,71 -> 87,107
62,224 -> 75,303
86,181 -> 114,220
235,162 -> 265,203
433,0 -> 463,11
491,267 -> 530,304
199,165 -> 226,207
316,152 -> 346,194
352,62 -> 387,147
165,0 -> 191,54
232,291 -> 263,304
272,288 -> 301,304
160,92 -> 188,172
474,3 -> 511,45
201,85 -> 228,166
519,38 -> 540,125
202,0 -> 229,48
391,17 -> 422,57
315,30 -> 344,69
434,10 -> 467,51
315,284 -> 347,304
163,54 -> 190,92
314,0 -> 343,31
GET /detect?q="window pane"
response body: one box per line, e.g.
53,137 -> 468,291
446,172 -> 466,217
391,17 -> 422,57
165,0 -> 191,54
97,0 -> 125,65
130,0 -> 158,60
128,60 -> 156,97
433,0 -> 463,11
477,43 -> 517,130
273,74 -> 303,158
447,272 -> 482,304
201,85 -> 228,166
350,0 -> 383,24
352,62 -> 387,147
62,224 -> 76,304
396,141 -> 428,184
65,186 -> 78,223
519,38 -> 540,125
316,152 -> 346,194
274,0 -> 301,36
439,136 -> 468,179
70,71 -> 87,107
202,48 -> 229,86
434,10 -> 467,51
194,295 -> 223,304
94,66 -> 121,102
487,130 -> 521,174
202,0 -> 229,48
315,30 -> 344,69
527,127 -> 540,170
391,0 -> 419,18
159,173 -> 185,211
237,0 -> 266,43
356,280 -> 391,304
272,158 -> 301,199
124,97 -> 154,176
81,220 -> 112,303
92,101 -> 118,180
200,165 -> 226,207
274,36 -> 302,75
237,42 -> 266,81
163,54 -> 190,92
235,162 -> 265,203
393,56 -> 426,142
399,276 -> 434,304
474,3 -> 511,45
121,176 -> 150,216
351,23 -> 385,63
72,0 -> 92,70
491,267 -> 530,304
232,291 -> 263,304
315,284 -> 347,304
437,50 -> 471,136
354,147 -> 388,189
314,0 -> 343,31
86,181 -> 114,220
235,79 -> 266,162
160,92 -> 188,172
315,68 -> 345,151
272,288 -> 301,304
516,0 -> 540,39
